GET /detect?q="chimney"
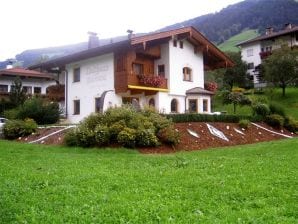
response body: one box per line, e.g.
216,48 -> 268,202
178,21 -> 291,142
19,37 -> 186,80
284,23 -> 292,30
127,29 -> 134,39
6,60 -> 13,69
265,27 -> 274,35
88,32 -> 99,49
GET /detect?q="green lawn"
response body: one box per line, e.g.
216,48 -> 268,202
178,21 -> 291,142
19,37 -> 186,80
218,29 -> 259,52
0,139 -> 297,223
213,87 -> 298,119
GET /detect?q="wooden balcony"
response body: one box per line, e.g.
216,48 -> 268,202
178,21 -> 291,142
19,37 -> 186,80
259,51 -> 272,60
115,72 -> 168,95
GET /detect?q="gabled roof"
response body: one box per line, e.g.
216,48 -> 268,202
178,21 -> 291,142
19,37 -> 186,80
0,68 -> 54,79
29,26 -> 234,71
186,87 -> 214,95
237,26 -> 298,46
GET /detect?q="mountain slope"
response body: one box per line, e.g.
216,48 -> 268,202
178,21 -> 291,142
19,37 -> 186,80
159,0 -> 298,44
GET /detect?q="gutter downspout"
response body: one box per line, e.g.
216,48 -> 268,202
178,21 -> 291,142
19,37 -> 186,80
64,69 -> 68,118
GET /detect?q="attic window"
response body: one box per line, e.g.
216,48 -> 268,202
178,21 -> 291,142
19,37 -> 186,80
73,67 -> 80,82
179,41 -> 184,49
173,39 -> 177,47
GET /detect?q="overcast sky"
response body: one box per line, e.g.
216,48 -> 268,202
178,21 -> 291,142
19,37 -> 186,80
0,0 -> 243,61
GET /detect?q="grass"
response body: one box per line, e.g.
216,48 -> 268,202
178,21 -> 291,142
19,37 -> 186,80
218,29 -> 259,52
0,139 -> 297,223
213,87 -> 298,119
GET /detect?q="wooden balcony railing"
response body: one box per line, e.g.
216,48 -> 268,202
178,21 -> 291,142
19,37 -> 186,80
259,51 -> 272,60
129,73 -> 168,89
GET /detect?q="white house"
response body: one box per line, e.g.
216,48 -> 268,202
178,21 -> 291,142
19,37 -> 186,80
0,67 -> 57,97
237,24 -> 298,87
30,27 -> 233,123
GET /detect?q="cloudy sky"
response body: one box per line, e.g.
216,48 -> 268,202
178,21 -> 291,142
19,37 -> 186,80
0,0 -> 243,61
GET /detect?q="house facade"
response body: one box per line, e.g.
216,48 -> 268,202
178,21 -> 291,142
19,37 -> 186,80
0,67 -> 57,98
237,24 -> 298,87
30,27 -> 233,123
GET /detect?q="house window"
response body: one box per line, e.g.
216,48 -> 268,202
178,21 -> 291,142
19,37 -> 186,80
23,86 -> 32,94
247,63 -> 254,70
179,41 -> 184,49
34,87 -> 41,94
188,99 -> 197,113
0,85 -> 8,93
183,67 -> 192,81
265,46 -> 272,52
73,67 -> 80,82
158,65 -> 165,77
133,63 -> 143,76
261,48 -> 264,52
149,98 -> 155,107
171,99 -> 178,113
247,49 -> 253,57
203,99 -> 208,112
95,97 -> 101,113
73,100 -> 80,115
173,39 -> 177,47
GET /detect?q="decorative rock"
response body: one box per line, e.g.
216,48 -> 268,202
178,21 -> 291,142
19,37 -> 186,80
242,128 -> 245,131
18,137 -> 22,140
41,140 -> 45,144
206,123 -> 229,142
258,132 -> 262,135
234,128 -> 245,135
58,137 -> 61,141
281,130 -> 284,133
226,126 -> 230,130
187,129 -> 200,138
25,138 -> 28,141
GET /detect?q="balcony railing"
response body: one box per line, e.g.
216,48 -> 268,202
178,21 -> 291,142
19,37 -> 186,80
127,73 -> 167,89
259,51 -> 272,60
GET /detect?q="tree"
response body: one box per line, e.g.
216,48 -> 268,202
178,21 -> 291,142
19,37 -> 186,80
222,52 -> 249,90
223,91 -> 251,114
263,43 -> 298,96
9,77 -> 26,107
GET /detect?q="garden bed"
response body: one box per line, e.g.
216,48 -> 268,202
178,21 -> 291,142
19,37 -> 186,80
17,122 -> 296,153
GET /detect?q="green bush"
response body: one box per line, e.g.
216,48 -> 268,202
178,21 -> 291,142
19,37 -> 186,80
94,125 -> 110,146
269,102 -> 286,117
238,119 -> 250,129
3,119 -> 37,140
157,125 -> 180,145
284,117 -> 298,133
64,129 -> 78,146
80,113 -> 105,130
109,120 -> 126,140
104,106 -> 135,125
252,103 -> 270,117
117,127 -> 137,148
17,97 -> 61,124
136,128 -> 159,147
265,114 -> 285,129
3,108 -> 19,120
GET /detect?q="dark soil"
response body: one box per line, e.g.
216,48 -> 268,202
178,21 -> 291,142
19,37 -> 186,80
17,123 -> 296,154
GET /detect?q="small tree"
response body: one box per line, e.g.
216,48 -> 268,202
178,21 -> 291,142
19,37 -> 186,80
223,52 -> 249,90
9,77 -> 26,107
263,43 -> 298,96
223,91 -> 251,114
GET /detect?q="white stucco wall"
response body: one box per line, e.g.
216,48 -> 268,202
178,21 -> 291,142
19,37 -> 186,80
168,39 -> 204,95
66,53 -> 121,123
154,43 -> 169,79
0,77 -> 56,94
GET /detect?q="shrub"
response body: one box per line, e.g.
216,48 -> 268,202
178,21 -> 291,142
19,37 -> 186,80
104,106 -> 135,125
252,103 -> 270,117
80,113 -> 104,130
117,127 -> 137,148
136,128 -> 159,147
109,120 -> 126,140
269,102 -> 286,117
147,113 -> 172,132
3,108 -> 19,120
157,125 -> 180,145
284,117 -> 298,133
94,125 -> 110,146
265,114 -> 285,129
17,97 -> 61,124
64,129 -> 78,146
238,119 -> 250,129
3,119 -> 37,140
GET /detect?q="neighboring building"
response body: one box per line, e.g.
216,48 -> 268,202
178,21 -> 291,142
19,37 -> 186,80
0,67 -> 57,98
30,27 -> 233,123
237,24 -> 298,87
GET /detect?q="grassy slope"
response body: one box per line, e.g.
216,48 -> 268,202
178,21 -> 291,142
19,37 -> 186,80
213,87 -> 298,119
0,139 -> 297,223
218,29 -> 259,52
